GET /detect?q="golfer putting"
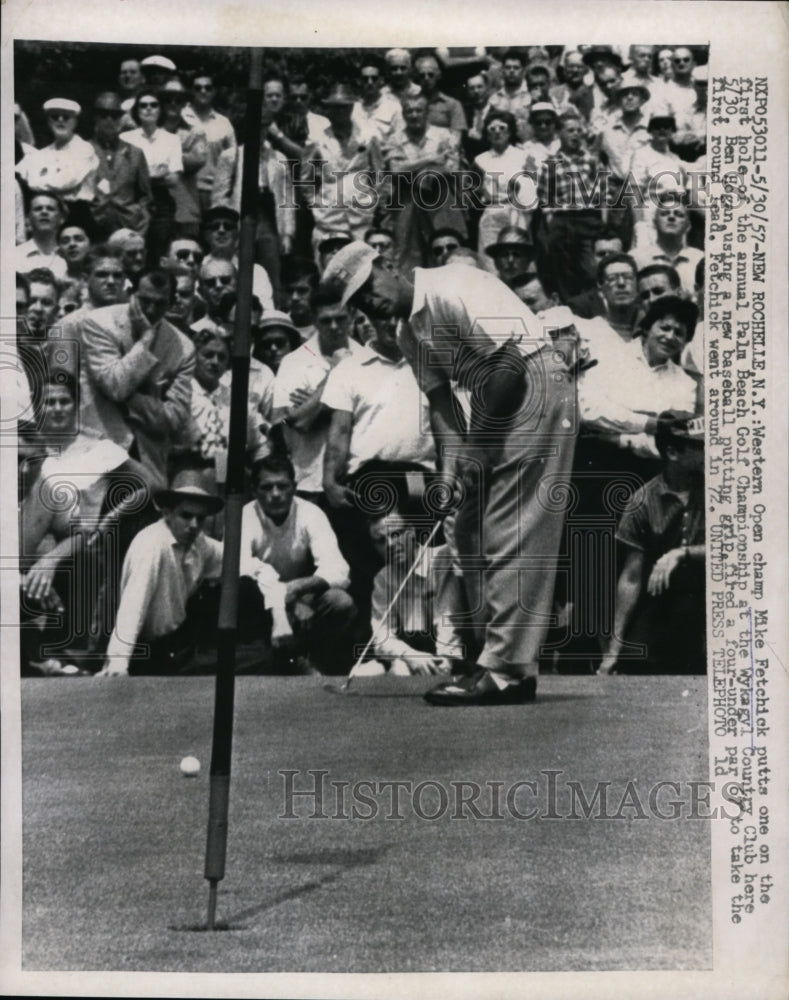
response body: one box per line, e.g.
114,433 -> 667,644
323,244 -> 582,706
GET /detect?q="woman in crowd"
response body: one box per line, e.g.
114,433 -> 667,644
183,328 -> 270,537
121,91 -> 183,265
473,109 -> 530,253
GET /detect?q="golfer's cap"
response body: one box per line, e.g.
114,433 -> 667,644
43,98 -> 81,116
141,55 -> 177,72
692,65 -> 708,84
322,241 -> 379,305
540,305 -> 577,333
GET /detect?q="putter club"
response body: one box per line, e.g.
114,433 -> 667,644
323,519 -> 443,696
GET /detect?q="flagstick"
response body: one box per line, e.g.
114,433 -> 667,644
204,47 -> 264,930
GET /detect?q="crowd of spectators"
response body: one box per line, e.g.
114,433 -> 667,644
14,42 -> 707,680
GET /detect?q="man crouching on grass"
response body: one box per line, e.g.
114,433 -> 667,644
239,455 -> 357,675
98,469 -> 223,676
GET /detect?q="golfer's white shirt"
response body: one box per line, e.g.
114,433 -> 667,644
402,264 -> 549,397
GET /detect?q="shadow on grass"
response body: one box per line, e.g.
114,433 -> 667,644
221,846 -> 387,925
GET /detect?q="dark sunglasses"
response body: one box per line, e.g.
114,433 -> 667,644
207,221 -> 234,231
202,276 -> 234,287
95,109 -> 123,119
175,248 -> 203,261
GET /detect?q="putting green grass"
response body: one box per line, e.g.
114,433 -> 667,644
22,674 -> 710,972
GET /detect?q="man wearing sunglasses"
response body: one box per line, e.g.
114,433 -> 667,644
17,98 -> 99,211
661,47 -> 698,125
200,205 -> 274,311
182,74 -> 237,216
634,197 -> 702,294
351,59 -> 404,144
413,54 -> 466,143
89,92 -> 153,239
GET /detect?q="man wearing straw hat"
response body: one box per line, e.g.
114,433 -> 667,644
98,469 -> 224,676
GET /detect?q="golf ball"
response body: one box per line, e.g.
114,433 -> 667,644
180,755 -> 200,777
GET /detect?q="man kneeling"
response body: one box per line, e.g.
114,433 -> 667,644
362,510 -> 466,677
240,455 -> 357,674
99,469 -> 224,676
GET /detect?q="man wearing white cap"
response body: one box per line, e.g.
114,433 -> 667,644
323,242 -> 584,705
98,469 -> 223,676
140,54 -> 177,89
16,98 -> 99,204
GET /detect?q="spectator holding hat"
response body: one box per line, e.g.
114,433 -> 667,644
16,98 -> 99,209
98,468 -> 224,676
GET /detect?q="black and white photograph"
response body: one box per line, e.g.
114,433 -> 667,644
1,1 -> 787,997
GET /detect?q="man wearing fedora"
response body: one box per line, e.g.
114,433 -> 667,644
252,310 -> 301,376
304,83 -> 379,260
98,470 -> 223,676
484,225 -> 536,288
598,81 -> 651,182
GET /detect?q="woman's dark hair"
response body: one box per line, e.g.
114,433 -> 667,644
482,109 -> 517,143
130,91 -> 161,127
